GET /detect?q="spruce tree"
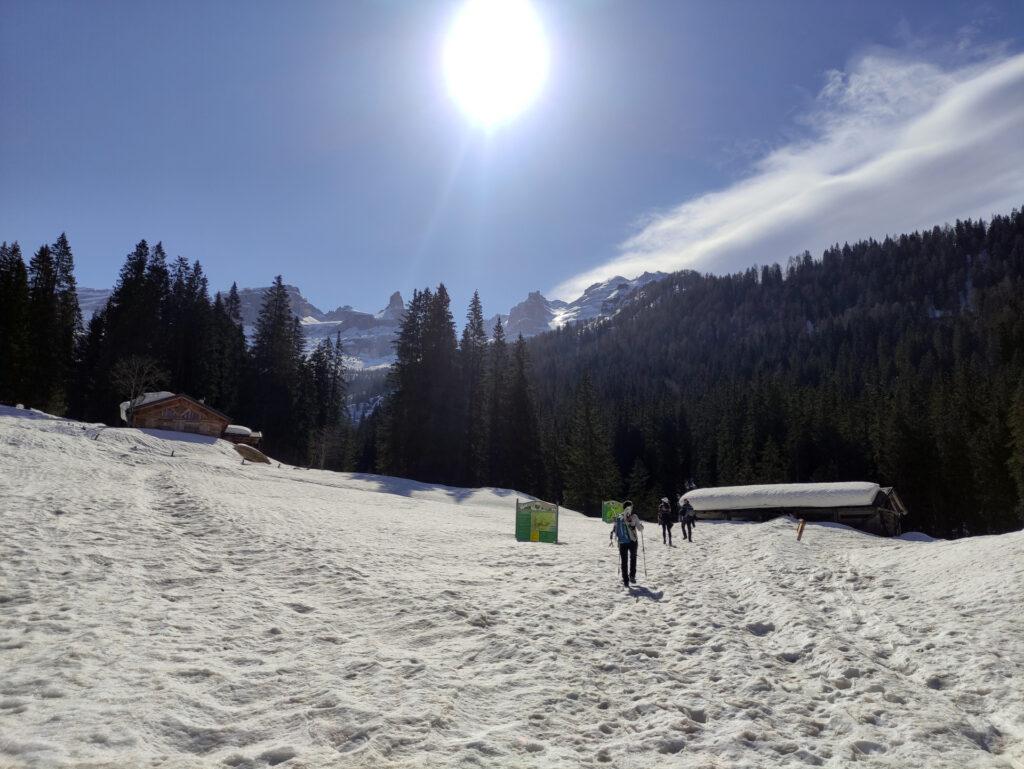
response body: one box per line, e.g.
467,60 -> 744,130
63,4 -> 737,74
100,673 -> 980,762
307,333 -> 350,469
506,335 -> 544,494
562,374 -> 619,513
486,317 -> 510,487
214,282 -> 249,417
51,233 -> 82,409
26,245 -> 62,412
419,285 -> 459,483
0,243 -> 30,404
459,291 -> 489,485
252,276 -> 305,462
626,457 -> 657,519
383,289 -> 429,477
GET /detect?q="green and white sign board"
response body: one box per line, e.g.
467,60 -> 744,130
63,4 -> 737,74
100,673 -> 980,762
515,499 -> 559,543
602,500 -> 623,523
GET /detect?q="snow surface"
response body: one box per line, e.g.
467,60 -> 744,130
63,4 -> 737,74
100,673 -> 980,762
2,407 -> 1023,768
684,482 -> 882,511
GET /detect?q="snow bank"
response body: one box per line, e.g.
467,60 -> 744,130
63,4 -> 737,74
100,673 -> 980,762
684,481 -> 881,510
2,409 -> 1022,768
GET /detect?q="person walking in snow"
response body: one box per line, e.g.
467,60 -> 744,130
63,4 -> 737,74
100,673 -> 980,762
609,501 -> 644,586
658,497 -> 674,545
678,497 -> 696,543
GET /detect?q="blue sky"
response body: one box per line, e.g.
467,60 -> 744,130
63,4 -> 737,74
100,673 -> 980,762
2,0 -> 1022,316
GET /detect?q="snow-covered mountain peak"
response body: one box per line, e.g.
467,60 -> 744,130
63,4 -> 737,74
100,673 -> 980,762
77,270 -> 670,368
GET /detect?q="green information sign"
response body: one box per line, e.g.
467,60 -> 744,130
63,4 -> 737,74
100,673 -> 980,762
602,500 -> 623,523
515,499 -> 559,543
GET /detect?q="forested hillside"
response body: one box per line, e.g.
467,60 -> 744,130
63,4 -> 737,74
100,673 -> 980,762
522,210 -> 1024,536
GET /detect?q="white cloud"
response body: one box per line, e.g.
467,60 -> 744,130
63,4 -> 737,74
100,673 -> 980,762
552,50 -> 1024,300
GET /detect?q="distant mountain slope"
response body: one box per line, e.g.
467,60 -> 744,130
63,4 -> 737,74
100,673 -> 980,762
497,272 -> 667,339
77,275 -> 669,369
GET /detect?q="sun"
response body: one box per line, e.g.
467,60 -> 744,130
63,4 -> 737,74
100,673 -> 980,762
443,0 -> 549,128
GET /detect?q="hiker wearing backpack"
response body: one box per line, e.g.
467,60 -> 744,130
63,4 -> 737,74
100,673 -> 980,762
658,497 -> 674,545
678,497 -> 696,543
608,501 -> 644,587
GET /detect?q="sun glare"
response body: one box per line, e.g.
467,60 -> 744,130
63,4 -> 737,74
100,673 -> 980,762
443,0 -> 549,128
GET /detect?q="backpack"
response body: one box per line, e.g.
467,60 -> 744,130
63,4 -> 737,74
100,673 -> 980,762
614,517 -> 633,544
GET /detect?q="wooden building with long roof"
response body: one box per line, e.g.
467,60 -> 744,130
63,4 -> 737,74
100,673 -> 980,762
120,392 -> 230,438
682,482 -> 908,536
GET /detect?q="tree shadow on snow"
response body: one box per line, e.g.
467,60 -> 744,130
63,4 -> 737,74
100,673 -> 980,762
346,472 -> 526,504
137,428 -> 219,445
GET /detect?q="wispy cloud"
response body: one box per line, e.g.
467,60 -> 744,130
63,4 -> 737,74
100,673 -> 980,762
552,48 -> 1024,300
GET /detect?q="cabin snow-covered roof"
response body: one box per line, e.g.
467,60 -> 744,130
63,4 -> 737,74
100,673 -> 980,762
224,425 -> 252,437
683,482 -> 882,511
119,392 -> 231,424
119,391 -> 175,423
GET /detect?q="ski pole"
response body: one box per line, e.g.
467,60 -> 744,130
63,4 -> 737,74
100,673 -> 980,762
640,528 -> 647,578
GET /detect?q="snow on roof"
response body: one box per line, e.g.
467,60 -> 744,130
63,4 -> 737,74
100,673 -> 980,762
119,391 -> 175,423
224,425 -> 252,436
683,482 -> 881,511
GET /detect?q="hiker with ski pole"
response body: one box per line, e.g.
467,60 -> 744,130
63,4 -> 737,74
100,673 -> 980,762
608,500 -> 645,587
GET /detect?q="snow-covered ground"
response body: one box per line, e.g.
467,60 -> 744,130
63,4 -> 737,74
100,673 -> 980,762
1,407 -> 1022,769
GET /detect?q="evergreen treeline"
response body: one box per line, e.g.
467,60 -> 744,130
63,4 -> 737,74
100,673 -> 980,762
515,210 -> 1024,536
367,287 -> 546,493
0,238 -> 351,467
358,211 -> 1024,537
0,236 -> 81,413
5,209 -> 1024,538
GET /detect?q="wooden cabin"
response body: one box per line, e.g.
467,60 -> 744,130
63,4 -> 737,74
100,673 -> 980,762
123,393 -> 230,438
682,482 -> 907,536
221,424 -> 263,447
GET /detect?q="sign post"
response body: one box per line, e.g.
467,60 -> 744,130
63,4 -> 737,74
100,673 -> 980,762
601,500 -> 623,523
515,499 -> 559,543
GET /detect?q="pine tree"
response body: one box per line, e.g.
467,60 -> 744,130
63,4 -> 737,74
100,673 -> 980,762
307,333 -> 350,469
0,243 -> 30,404
1008,378 -> 1024,527
50,233 -> 82,410
506,335 -> 544,494
486,317 -> 510,487
424,285 -> 459,482
626,457 -> 657,519
383,289 -> 429,477
459,291 -> 489,485
562,374 -> 619,513
252,276 -> 306,462
212,282 -> 249,417
26,245 -> 62,412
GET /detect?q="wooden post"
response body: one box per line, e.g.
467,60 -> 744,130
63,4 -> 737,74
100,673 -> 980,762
796,519 -> 807,541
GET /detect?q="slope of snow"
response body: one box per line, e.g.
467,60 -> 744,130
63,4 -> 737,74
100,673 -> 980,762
1,407 -> 1022,768
685,482 -> 881,510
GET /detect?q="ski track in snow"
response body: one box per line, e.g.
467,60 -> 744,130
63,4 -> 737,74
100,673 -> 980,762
1,407 -> 1022,769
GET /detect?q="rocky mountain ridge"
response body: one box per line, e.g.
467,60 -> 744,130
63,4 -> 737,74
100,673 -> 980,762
77,272 -> 669,369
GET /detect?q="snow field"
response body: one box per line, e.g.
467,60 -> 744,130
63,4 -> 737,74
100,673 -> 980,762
1,406 -> 1022,768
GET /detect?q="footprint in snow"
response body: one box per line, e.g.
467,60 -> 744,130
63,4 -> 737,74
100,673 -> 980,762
745,621 -> 775,636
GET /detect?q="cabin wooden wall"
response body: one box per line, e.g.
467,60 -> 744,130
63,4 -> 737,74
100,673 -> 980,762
131,396 -> 228,438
